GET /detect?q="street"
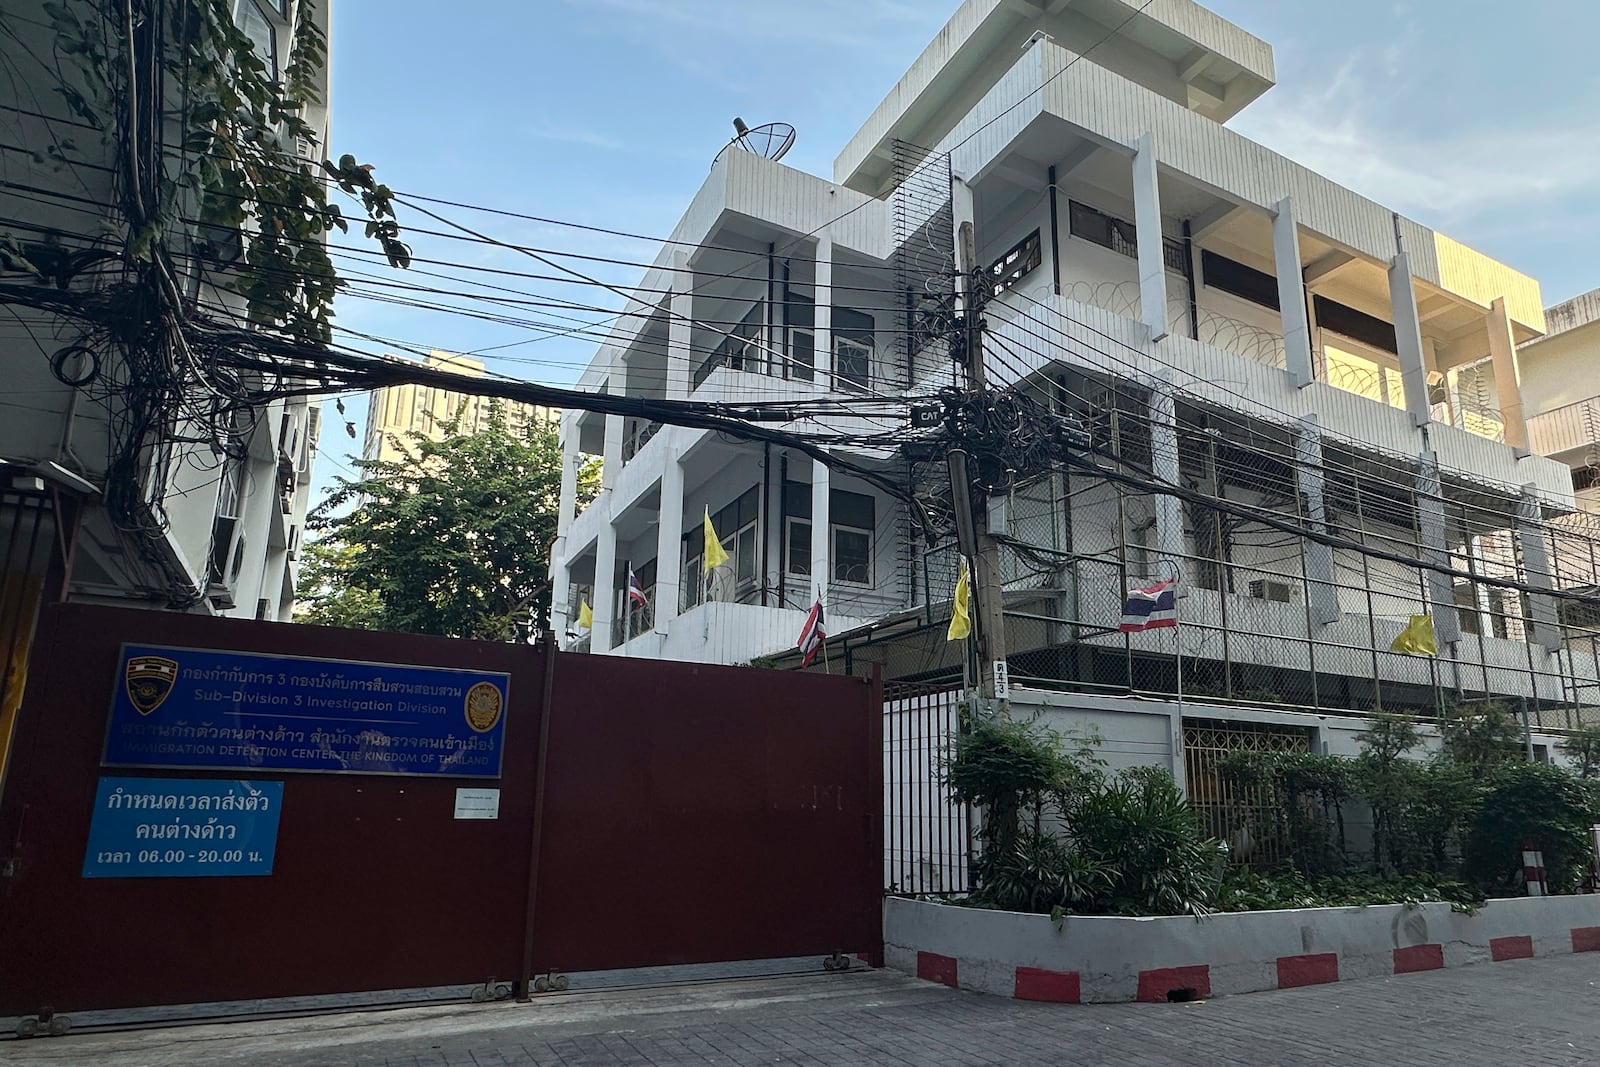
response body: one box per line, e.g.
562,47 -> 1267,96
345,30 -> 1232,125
7,954 -> 1598,1067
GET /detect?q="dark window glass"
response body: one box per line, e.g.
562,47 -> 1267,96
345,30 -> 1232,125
834,528 -> 871,584
1313,295 -> 1398,355
1201,250 -> 1280,310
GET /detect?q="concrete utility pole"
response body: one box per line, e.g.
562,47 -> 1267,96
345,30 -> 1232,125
953,218 -> 1009,701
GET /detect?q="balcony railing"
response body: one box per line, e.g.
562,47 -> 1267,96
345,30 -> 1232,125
1528,395 -> 1600,459
622,419 -> 661,463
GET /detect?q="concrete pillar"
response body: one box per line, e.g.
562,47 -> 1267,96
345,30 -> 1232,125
1132,133 -> 1169,342
1273,197 -> 1314,387
591,513 -> 617,653
654,449 -> 684,628
1416,453 -> 1462,646
810,453 -> 830,606
601,357 -> 627,488
814,233 -> 833,388
1148,376 -> 1184,565
667,251 -> 693,399
557,413 -> 579,537
1388,253 -> 1431,427
1518,486 -> 1562,655
549,414 -> 580,639
1294,416 -> 1340,626
1488,298 -> 1529,451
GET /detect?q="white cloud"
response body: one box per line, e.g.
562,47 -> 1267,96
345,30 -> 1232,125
524,120 -> 626,152
1229,51 -> 1600,230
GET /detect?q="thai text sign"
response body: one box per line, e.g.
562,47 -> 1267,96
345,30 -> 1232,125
104,644 -> 509,778
82,777 -> 284,878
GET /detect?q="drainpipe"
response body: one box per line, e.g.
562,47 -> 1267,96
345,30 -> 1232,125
778,453 -> 789,608
1048,165 -> 1062,297
1181,220 -> 1199,341
761,442 -> 771,607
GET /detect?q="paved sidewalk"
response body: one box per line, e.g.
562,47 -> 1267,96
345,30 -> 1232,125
6,955 -> 1599,1066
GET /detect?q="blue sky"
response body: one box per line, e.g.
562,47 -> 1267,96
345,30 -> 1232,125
314,0 -> 1600,487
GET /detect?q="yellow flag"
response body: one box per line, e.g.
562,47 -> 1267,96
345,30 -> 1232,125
703,507 -> 730,570
1390,614 -> 1437,656
577,599 -> 593,630
947,561 -> 972,642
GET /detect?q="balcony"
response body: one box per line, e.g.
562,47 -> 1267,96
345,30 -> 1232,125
1528,396 -> 1600,461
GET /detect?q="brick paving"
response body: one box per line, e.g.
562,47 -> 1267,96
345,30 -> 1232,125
8,954 -> 1600,1066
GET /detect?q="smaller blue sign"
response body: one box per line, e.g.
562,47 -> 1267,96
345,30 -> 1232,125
82,777 -> 283,878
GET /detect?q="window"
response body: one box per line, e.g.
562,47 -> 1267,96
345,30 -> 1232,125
987,230 -> 1041,295
833,337 -> 871,392
785,517 -> 812,576
1454,583 -> 1482,637
1201,250 -> 1280,310
786,292 -> 815,382
1313,296 -> 1398,355
833,526 -> 872,585
782,483 -> 876,586
1068,200 -> 1186,273
1574,466 -> 1600,493
683,486 -> 761,606
233,0 -> 278,78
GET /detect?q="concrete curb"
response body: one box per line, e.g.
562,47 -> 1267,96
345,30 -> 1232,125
885,895 -> 1600,1003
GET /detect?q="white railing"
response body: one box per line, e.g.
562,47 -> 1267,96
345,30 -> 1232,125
1528,396 -> 1600,458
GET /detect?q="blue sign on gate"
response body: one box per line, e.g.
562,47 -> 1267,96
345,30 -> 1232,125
82,777 -> 284,878
103,644 -> 509,778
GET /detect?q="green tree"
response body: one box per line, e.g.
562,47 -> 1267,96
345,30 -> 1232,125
293,535 -> 383,630
304,409 -> 595,640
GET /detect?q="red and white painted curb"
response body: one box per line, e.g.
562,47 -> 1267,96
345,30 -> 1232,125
886,896 -> 1600,1004
911,926 -> 1599,1003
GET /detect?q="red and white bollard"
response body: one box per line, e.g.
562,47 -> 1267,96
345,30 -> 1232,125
1521,839 -> 1547,897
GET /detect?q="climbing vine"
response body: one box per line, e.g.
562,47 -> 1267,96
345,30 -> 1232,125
29,0 -> 406,342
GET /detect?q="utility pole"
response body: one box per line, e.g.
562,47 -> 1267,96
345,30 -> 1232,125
952,215 -> 1009,702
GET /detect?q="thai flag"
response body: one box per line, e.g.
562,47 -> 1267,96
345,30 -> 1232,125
627,568 -> 649,609
1120,578 -> 1177,632
797,599 -> 826,667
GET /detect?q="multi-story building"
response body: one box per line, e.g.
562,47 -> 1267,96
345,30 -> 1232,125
362,351 -> 558,464
551,0 -> 1597,748
1520,290 -> 1600,650
2,0 -> 333,778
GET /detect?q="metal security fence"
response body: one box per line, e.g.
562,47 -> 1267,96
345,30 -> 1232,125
884,681 -> 971,895
1183,718 -> 1314,870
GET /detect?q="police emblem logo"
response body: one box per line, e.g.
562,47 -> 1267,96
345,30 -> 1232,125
125,655 -> 180,716
464,681 -> 504,733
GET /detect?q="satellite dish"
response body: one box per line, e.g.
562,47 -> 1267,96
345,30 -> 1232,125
713,117 -> 795,169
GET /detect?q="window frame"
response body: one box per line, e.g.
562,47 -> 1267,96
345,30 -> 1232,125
831,523 -> 873,586
833,335 -> 871,393
233,0 -> 279,79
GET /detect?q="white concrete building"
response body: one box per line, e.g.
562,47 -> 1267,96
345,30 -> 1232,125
552,0 -> 1596,745
1,0 -> 328,624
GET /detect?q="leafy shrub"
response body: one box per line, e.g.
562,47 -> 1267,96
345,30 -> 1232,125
1562,723 -> 1600,778
1438,703 -> 1525,772
946,715 -> 1217,917
1462,763 -> 1596,894
1072,766 -> 1220,916
1216,869 -> 1482,913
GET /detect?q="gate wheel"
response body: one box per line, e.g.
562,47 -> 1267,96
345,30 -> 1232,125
15,1018 -> 38,1039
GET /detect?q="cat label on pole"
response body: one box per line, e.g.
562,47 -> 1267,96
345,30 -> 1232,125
992,660 -> 1010,700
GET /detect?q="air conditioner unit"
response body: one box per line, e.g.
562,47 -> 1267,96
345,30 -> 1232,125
207,516 -> 248,608
287,524 -> 301,561
1248,579 -> 1295,603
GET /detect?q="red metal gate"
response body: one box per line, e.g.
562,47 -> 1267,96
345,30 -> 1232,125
0,604 -> 882,1016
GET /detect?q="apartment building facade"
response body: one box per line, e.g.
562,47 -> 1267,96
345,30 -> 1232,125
362,351 -> 558,464
551,0 -> 1596,744
1,0 -> 336,781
